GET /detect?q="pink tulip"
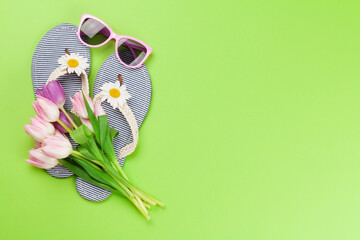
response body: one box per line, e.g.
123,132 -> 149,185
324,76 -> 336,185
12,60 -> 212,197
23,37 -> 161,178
80,118 -> 94,133
70,91 -> 94,119
32,96 -> 60,122
24,115 -> 55,142
25,148 -> 58,169
94,102 -> 106,117
42,131 -> 72,159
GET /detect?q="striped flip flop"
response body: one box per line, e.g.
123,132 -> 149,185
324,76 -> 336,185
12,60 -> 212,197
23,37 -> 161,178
31,23 -> 90,178
76,51 -> 152,201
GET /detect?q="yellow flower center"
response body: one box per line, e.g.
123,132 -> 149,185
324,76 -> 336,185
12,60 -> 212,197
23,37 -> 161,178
67,59 -> 79,68
109,88 -> 121,98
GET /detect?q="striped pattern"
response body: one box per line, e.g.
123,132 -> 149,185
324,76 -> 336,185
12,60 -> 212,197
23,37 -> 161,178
76,51 -> 152,201
31,24 -> 90,178
76,178 -> 111,202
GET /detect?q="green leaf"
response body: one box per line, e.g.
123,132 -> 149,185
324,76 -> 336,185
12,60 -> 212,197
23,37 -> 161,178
59,159 -> 116,193
109,128 -> 119,140
81,135 -> 105,161
103,135 -> 118,163
70,124 -> 93,144
76,145 -> 97,160
67,111 -> 82,127
98,115 -> 109,148
70,156 -> 128,197
82,91 -> 100,143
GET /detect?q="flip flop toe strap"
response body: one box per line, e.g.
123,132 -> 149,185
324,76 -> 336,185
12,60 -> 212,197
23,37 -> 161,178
46,67 -> 90,96
117,103 -> 139,159
93,94 -> 139,159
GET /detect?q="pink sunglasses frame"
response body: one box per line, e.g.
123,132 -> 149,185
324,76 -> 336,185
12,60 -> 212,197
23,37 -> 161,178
77,14 -> 152,69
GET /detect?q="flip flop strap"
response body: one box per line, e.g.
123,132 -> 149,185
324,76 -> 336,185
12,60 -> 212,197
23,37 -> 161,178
46,67 -> 90,96
117,103 -> 139,159
93,95 -> 139,159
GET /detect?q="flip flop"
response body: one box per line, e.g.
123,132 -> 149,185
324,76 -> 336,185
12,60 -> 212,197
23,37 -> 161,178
76,51 -> 152,201
31,23 -> 90,178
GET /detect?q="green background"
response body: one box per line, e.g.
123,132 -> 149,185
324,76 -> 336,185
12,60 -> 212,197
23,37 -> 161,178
1,0 -> 360,239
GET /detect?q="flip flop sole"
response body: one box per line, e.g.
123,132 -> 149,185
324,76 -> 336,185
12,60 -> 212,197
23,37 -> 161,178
31,23 -> 90,178
76,51 -> 152,201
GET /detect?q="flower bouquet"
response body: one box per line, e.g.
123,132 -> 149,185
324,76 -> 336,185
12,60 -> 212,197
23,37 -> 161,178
25,80 -> 163,220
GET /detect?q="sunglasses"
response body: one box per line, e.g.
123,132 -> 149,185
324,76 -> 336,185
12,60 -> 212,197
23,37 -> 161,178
77,14 -> 152,69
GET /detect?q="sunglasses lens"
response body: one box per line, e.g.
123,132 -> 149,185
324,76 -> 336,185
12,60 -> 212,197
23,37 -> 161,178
79,18 -> 111,46
117,39 -> 147,67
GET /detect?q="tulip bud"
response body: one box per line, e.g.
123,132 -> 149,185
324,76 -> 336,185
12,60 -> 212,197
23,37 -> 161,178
24,115 -> 56,142
94,102 -> 106,117
70,91 -> 94,119
25,148 -> 58,169
42,131 -> 72,159
33,96 -> 60,122
40,80 -> 66,108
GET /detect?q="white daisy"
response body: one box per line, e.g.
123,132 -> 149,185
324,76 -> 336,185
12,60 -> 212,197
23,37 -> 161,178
58,53 -> 89,76
99,81 -> 131,109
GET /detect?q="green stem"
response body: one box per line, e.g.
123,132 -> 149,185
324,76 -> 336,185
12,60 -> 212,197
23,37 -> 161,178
110,163 -> 163,206
56,119 -> 72,133
111,160 -> 129,181
60,107 -> 78,129
105,161 -> 164,206
71,150 -> 102,166
109,161 -> 163,206
133,187 -> 165,207
69,151 -> 132,199
128,195 -> 151,220
74,149 -> 164,207
68,150 -> 155,219
103,168 -> 135,198
73,150 -> 136,199
106,165 -> 161,206
135,194 -> 148,214
108,182 -> 150,219
70,151 -> 103,171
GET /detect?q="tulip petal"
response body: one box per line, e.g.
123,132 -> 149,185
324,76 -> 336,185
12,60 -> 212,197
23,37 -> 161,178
35,89 -> 45,98
80,118 -> 94,133
25,124 -> 46,142
25,115 -> 56,142
94,102 -> 106,117
26,159 -> 48,168
43,81 -> 66,108
42,133 -> 72,159
71,91 -> 94,119
26,148 -> 58,169
34,96 -> 60,122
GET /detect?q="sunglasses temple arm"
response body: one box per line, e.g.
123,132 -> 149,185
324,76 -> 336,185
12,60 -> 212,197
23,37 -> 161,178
123,40 -> 147,52
128,43 -> 138,59
124,43 -> 138,59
